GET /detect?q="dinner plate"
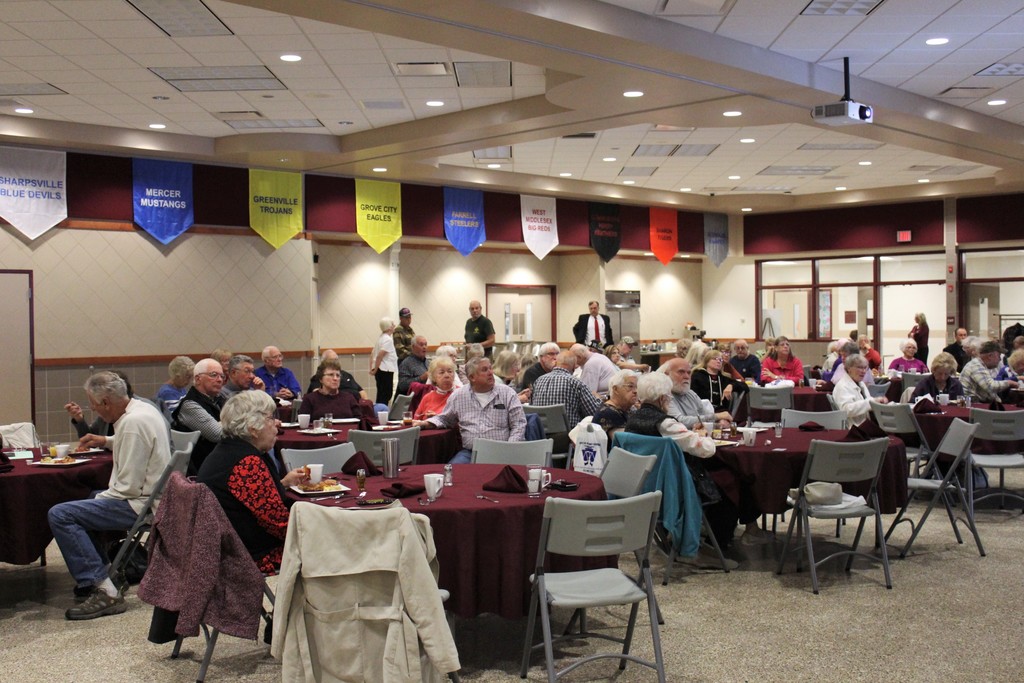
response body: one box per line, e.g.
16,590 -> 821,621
387,419 -> 404,425
280,422 -> 300,428
372,424 -> 410,431
329,417 -> 360,424
33,458 -> 91,467
70,448 -> 105,456
713,440 -> 740,448
290,482 -> 351,496
297,428 -> 341,435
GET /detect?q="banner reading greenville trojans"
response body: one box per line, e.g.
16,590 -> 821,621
649,207 -> 677,265
0,146 -> 67,240
520,194 -> 558,259
133,158 -> 193,245
443,186 -> 485,256
355,179 -> 402,253
249,169 -> 303,249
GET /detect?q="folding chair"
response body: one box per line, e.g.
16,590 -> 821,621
280,443 -> 356,473
871,402 -> 934,476
826,393 -> 840,411
867,383 -> 889,398
348,426 -> 420,466
520,492 -> 666,683
170,428 -> 200,453
471,437 -> 552,467
967,408 -> 1024,514
885,419 -> 984,558
388,393 -> 413,420
901,372 -> 928,395
0,421 -> 40,448
600,447 -> 657,498
523,404 -> 569,466
775,437 -> 892,594
747,385 -> 793,427
781,409 -> 846,430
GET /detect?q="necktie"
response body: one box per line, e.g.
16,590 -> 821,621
594,316 -> 600,343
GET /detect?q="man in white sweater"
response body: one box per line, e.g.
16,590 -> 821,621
48,371 -> 170,621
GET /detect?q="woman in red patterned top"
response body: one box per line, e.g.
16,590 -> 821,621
197,391 -> 309,573
413,357 -> 457,420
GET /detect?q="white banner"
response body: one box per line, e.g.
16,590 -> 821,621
520,194 -> 558,260
0,146 -> 67,240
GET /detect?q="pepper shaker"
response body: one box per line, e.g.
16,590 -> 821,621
443,463 -> 454,486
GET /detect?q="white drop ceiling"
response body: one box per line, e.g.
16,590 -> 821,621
0,0 -> 1022,214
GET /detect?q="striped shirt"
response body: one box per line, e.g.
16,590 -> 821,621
426,382 -> 526,450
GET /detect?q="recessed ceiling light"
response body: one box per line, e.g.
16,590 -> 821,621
680,187 -> 692,192
279,157 -> 288,162
338,120 -> 353,125
723,110 -> 742,117
740,138 -> 755,143
622,180 -> 636,185
835,186 -> 847,191
559,172 -> 572,177
372,167 -> 387,173
152,95 -> 169,101
741,207 -> 752,212
859,160 -> 872,166
602,157 -> 617,162
148,123 -> 166,129
623,90 -> 644,98
14,107 -> 33,114
918,178 -> 930,183
644,252 -> 654,256
679,254 -> 690,258
426,100 -> 444,107
280,54 -> 302,62
987,99 -> 1007,106
487,163 -> 501,169
728,175 -> 741,180
925,38 -> 949,46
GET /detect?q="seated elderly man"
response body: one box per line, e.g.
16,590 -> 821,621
255,345 -> 301,400
171,358 -> 227,475
532,350 -> 603,430
572,343 -> 619,395
729,339 -> 760,384
308,349 -> 368,399
521,341 -> 560,391
832,353 -> 888,426
49,371 -> 170,620
416,357 -> 526,464
961,340 -> 1019,403
658,357 -> 731,429
397,335 -> 430,396
614,336 -> 650,372
942,327 -> 970,372
220,354 -> 265,401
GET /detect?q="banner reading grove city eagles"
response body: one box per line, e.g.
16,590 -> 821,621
0,146 -> 66,240
589,202 -> 621,263
355,179 -> 402,253
520,194 -> 558,259
649,206 -> 677,265
249,169 -> 303,249
133,158 -> 193,244
443,186 -> 485,256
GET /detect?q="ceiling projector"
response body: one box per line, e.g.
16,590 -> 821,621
811,100 -> 873,126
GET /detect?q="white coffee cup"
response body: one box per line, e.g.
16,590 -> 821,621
741,430 -> 756,447
297,414 -> 311,429
55,443 -> 71,458
938,393 -> 949,406
527,465 -> 552,497
424,473 -> 445,501
307,463 -> 323,483
702,421 -> 714,435
377,410 -> 389,425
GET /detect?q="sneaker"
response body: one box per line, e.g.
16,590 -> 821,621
679,547 -> 739,571
740,527 -> 775,545
73,585 -> 95,601
65,590 -> 127,621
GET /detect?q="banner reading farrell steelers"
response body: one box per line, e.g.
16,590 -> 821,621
249,169 -> 303,249
0,146 -> 67,240
355,179 -> 402,253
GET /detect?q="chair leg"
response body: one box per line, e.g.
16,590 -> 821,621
196,627 -> 219,683
953,480 -> 986,557
520,582 -> 541,678
875,510 -> 893,589
801,511 -> 818,594
643,567 -> 667,683
775,507 -> 799,575
619,602 -> 640,669
701,515 -> 730,573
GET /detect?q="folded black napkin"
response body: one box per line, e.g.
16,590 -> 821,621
815,381 -> 835,392
912,398 -> 942,414
798,421 -> 825,432
381,482 -> 425,498
482,465 -> 528,493
342,451 -> 382,476
842,419 -> 888,442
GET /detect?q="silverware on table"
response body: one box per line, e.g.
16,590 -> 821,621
476,494 -> 500,503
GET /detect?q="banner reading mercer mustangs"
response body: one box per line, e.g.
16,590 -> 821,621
443,187 -> 485,256
0,146 -> 67,240
589,202 -> 621,263
133,158 -> 193,245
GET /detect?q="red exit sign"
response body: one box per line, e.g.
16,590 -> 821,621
896,229 -> 912,243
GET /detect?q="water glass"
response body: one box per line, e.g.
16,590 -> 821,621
774,422 -> 783,438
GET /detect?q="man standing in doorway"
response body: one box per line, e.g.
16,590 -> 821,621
464,300 -> 495,358
573,300 -> 614,349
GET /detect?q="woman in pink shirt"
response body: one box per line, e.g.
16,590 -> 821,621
760,336 -> 804,385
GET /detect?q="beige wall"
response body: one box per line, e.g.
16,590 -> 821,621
605,257 -> 703,340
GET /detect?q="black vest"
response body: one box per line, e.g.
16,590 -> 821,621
171,386 -> 224,475
625,402 -> 669,436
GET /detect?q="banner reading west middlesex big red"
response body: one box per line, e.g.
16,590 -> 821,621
249,169 -> 303,249
520,194 -> 558,259
0,146 -> 67,240
355,179 -> 402,253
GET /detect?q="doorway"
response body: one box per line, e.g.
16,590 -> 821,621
485,285 -> 555,345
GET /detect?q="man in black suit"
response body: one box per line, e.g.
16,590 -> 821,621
572,300 -> 614,349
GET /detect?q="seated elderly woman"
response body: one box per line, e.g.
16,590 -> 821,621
296,358 -> 361,421
413,357 -> 457,419
832,353 -> 888,425
156,355 -> 195,408
761,335 -> 804,385
889,339 -> 929,374
593,369 -> 638,436
691,349 -> 747,413
911,351 -> 964,401
492,349 -> 521,388
433,345 -> 465,389
197,391 -> 309,573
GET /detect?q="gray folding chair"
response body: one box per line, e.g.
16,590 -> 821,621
348,426 -> 420,466
775,437 -> 892,594
387,393 -> 413,420
472,438 -> 553,467
967,407 -> 1024,514
747,385 -> 793,427
871,402 -> 934,476
781,409 -> 846,430
901,372 -> 928,395
867,383 -> 889,398
523,403 -> 569,467
826,393 -> 840,411
280,442 -> 356,473
520,491 -> 666,683
170,428 -> 200,453
600,447 -> 657,499
885,419 -> 984,558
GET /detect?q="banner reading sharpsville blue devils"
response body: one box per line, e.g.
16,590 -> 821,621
132,158 -> 193,244
443,187 -> 486,256
0,146 -> 66,240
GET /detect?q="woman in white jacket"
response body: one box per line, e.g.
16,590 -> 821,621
832,353 -> 888,425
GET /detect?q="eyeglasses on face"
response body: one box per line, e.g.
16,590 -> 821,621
322,372 -> 341,378
201,371 -> 225,379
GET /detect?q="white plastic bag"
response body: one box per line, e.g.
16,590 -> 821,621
572,419 -> 608,476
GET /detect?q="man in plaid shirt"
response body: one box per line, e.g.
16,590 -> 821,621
532,350 -> 603,429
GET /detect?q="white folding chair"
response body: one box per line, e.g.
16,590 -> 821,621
471,438 -> 552,467
901,372 -> 929,395
0,422 -> 40,448
387,393 -> 413,421
747,385 -> 794,427
867,383 -> 889,398
781,409 -> 847,430
348,426 -> 420,466
280,443 -> 356,473
967,408 -> 1024,514
600,447 -> 657,499
170,428 -> 200,453
871,402 -> 934,476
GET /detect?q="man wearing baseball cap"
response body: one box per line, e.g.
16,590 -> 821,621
393,307 -> 415,363
615,336 -> 650,373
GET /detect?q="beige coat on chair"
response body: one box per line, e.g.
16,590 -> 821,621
271,503 -> 460,682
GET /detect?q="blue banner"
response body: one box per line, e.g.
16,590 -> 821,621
443,187 -> 486,256
133,158 -> 194,244
704,212 -> 728,268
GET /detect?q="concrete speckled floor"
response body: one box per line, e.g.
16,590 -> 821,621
3,481 -> 1024,682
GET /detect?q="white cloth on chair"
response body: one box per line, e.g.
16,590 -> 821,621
0,422 -> 38,449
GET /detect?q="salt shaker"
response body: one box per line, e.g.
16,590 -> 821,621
443,463 -> 454,486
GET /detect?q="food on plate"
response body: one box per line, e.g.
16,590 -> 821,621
298,477 -> 340,493
40,456 -> 78,464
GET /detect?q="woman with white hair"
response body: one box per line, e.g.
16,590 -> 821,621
888,339 -> 928,374
625,373 -> 715,457
413,357 -> 458,419
434,345 -> 465,388
833,353 -> 888,426
156,355 -> 195,408
593,370 -> 638,436
370,316 -> 398,404
197,391 -> 309,573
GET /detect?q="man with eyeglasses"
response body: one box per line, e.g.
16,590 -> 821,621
256,345 -> 301,400
521,341 -> 560,391
220,354 -> 265,400
961,340 -> 1018,403
171,358 -> 227,474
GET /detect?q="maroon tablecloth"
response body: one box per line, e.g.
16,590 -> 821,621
288,463 -> 612,619
749,387 -> 832,422
276,425 -> 461,465
0,450 -> 113,565
709,429 -> 908,515
915,404 -> 1024,455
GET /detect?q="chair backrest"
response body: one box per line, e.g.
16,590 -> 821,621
0,422 -> 39,448
134,444 -> 192,526
968,407 -> 1024,442
803,437 -> 889,485
826,394 -> 839,411
388,393 -> 413,421
870,402 -> 930,451
523,404 -> 568,433
348,427 -> 420,465
920,418 -> 979,474
729,390 -> 747,423
537,491 -> 662,560
170,428 -> 200,453
600,447 -> 657,498
281,443 -> 356,472
781,409 -> 846,430
748,385 -> 793,411
472,438 -> 553,467
900,386 -> 916,403
901,372 -> 928,393
867,383 -> 889,398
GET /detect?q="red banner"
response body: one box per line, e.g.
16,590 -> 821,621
649,207 -> 677,265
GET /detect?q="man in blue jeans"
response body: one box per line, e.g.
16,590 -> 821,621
48,371 -> 170,620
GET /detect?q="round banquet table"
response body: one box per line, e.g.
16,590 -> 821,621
0,449 -> 113,565
748,382 -> 902,422
707,429 -> 908,515
288,463 -> 613,619
914,403 -> 1024,455
275,424 -> 461,465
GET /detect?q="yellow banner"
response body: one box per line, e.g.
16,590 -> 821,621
355,179 -> 402,253
249,169 -> 303,248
